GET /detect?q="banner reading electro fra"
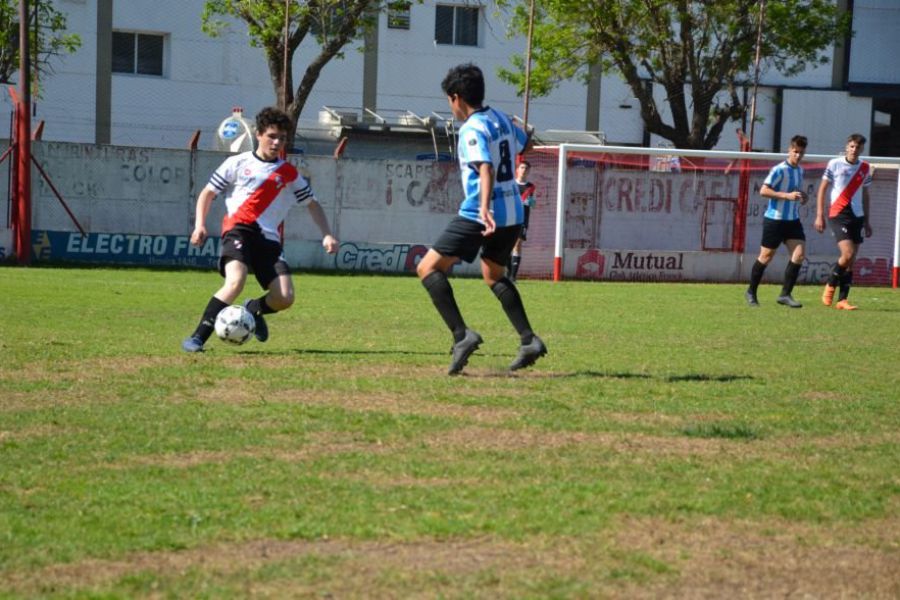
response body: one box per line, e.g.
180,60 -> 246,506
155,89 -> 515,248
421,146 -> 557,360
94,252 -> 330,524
31,230 -> 221,267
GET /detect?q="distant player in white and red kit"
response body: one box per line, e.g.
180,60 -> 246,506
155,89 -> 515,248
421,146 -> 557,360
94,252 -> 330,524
507,159 -> 535,282
815,133 -> 873,310
182,107 -> 338,352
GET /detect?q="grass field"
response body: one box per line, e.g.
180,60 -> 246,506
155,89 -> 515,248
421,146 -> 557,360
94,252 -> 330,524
1,266 -> 898,598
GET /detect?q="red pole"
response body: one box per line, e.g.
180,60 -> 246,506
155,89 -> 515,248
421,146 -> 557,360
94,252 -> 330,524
15,0 -> 32,265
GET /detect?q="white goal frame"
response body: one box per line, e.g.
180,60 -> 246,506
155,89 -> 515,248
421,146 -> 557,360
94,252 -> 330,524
542,143 -> 900,286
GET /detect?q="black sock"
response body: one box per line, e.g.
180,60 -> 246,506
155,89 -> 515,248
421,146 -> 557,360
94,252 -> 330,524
839,271 -> 853,301
245,296 -> 276,316
748,260 -> 767,294
781,261 -> 801,296
509,254 -> 521,279
828,263 -> 846,287
192,296 -> 229,342
491,277 -> 534,344
422,271 -> 467,342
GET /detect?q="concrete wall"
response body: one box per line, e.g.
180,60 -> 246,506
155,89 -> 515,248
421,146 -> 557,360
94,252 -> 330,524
2,139 -> 896,286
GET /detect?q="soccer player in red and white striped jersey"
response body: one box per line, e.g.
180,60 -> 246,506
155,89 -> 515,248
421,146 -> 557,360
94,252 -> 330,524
182,107 -> 338,352
815,133 -> 873,310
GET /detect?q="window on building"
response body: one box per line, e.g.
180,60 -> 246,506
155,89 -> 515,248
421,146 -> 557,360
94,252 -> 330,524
387,1 -> 411,30
435,5 -> 479,46
112,31 -> 164,76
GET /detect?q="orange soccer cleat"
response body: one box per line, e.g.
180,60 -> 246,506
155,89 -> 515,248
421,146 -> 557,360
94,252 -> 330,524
834,299 -> 858,311
821,284 -> 836,306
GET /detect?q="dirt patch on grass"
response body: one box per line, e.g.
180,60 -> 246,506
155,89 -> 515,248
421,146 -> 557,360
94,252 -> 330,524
107,431 -> 389,470
7,517 -> 897,597
424,426 -> 735,457
273,389 -> 522,424
611,515 -> 900,598
6,536 -> 578,597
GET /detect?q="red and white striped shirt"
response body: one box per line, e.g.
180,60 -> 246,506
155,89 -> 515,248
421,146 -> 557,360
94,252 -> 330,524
207,151 -> 315,241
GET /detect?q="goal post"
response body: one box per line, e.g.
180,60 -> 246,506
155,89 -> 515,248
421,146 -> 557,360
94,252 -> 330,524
530,143 -> 900,288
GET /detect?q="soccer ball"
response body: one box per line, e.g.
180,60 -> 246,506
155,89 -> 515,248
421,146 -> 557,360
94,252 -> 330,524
214,305 -> 256,345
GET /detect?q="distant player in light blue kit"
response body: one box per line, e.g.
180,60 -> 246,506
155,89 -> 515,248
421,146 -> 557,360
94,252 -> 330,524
416,63 -> 547,375
745,135 -> 809,308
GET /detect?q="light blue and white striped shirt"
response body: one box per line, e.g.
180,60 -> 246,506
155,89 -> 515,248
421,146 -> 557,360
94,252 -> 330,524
763,160 -> 804,221
455,107 -> 529,227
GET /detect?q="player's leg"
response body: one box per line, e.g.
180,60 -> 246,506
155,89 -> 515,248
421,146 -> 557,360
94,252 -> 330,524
243,247 -> 292,342
418,217 -> 484,375
835,238 -> 860,309
777,237 -> 805,307
747,218 -> 779,306
508,206 -> 530,281
182,257 -> 248,352
481,226 -> 546,371
823,215 -> 853,306
747,246 -> 775,306
508,237 -> 523,282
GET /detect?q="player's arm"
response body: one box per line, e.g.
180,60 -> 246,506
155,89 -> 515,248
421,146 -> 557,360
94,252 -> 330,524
306,198 -> 339,254
863,188 -> 872,237
478,162 -> 496,236
190,187 -> 217,246
760,184 -> 803,202
814,179 -> 829,233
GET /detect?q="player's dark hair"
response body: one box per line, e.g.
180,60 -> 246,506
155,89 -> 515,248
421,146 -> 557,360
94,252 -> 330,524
789,135 -> 807,149
847,133 -> 867,145
441,63 -> 485,107
255,106 -> 292,133
519,160 -> 531,168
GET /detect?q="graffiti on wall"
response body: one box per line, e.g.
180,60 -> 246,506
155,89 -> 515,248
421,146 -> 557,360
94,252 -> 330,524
385,161 -> 460,213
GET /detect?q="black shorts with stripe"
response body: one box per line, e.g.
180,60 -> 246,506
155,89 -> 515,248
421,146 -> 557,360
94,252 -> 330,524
760,217 -> 805,249
219,223 -> 290,288
432,216 -> 522,265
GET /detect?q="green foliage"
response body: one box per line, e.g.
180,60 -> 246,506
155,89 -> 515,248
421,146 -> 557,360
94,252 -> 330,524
499,0 -> 849,148
201,0 -> 383,127
0,0 -> 82,89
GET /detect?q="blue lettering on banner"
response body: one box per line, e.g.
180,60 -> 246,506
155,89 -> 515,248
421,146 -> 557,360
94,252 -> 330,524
31,230 -> 221,268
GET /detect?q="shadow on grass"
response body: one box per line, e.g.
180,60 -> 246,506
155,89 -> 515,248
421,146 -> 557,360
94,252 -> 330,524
680,422 -> 762,440
666,373 -> 754,382
240,347 -> 449,358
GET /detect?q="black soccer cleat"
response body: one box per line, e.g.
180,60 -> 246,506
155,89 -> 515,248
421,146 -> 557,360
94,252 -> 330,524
243,299 -> 268,342
509,335 -> 547,372
744,290 -> 760,307
777,294 -> 802,308
448,329 -> 483,375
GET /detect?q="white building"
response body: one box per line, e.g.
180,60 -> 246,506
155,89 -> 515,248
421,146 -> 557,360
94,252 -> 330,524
4,0 -> 899,156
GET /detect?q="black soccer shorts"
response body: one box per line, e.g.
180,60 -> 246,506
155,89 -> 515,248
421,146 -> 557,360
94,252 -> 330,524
219,223 -> 290,289
829,212 -> 865,244
432,216 -> 522,265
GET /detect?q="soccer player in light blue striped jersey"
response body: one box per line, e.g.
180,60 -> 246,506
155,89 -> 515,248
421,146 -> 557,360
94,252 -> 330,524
745,135 -> 809,308
416,63 -> 547,375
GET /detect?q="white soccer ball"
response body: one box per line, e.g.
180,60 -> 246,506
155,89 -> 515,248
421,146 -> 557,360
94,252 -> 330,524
214,305 -> 256,345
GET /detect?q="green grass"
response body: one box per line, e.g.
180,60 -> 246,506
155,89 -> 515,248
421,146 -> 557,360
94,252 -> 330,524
1,266 -> 899,598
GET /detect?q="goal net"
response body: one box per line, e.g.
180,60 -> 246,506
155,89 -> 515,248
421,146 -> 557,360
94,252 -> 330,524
518,144 -> 900,287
